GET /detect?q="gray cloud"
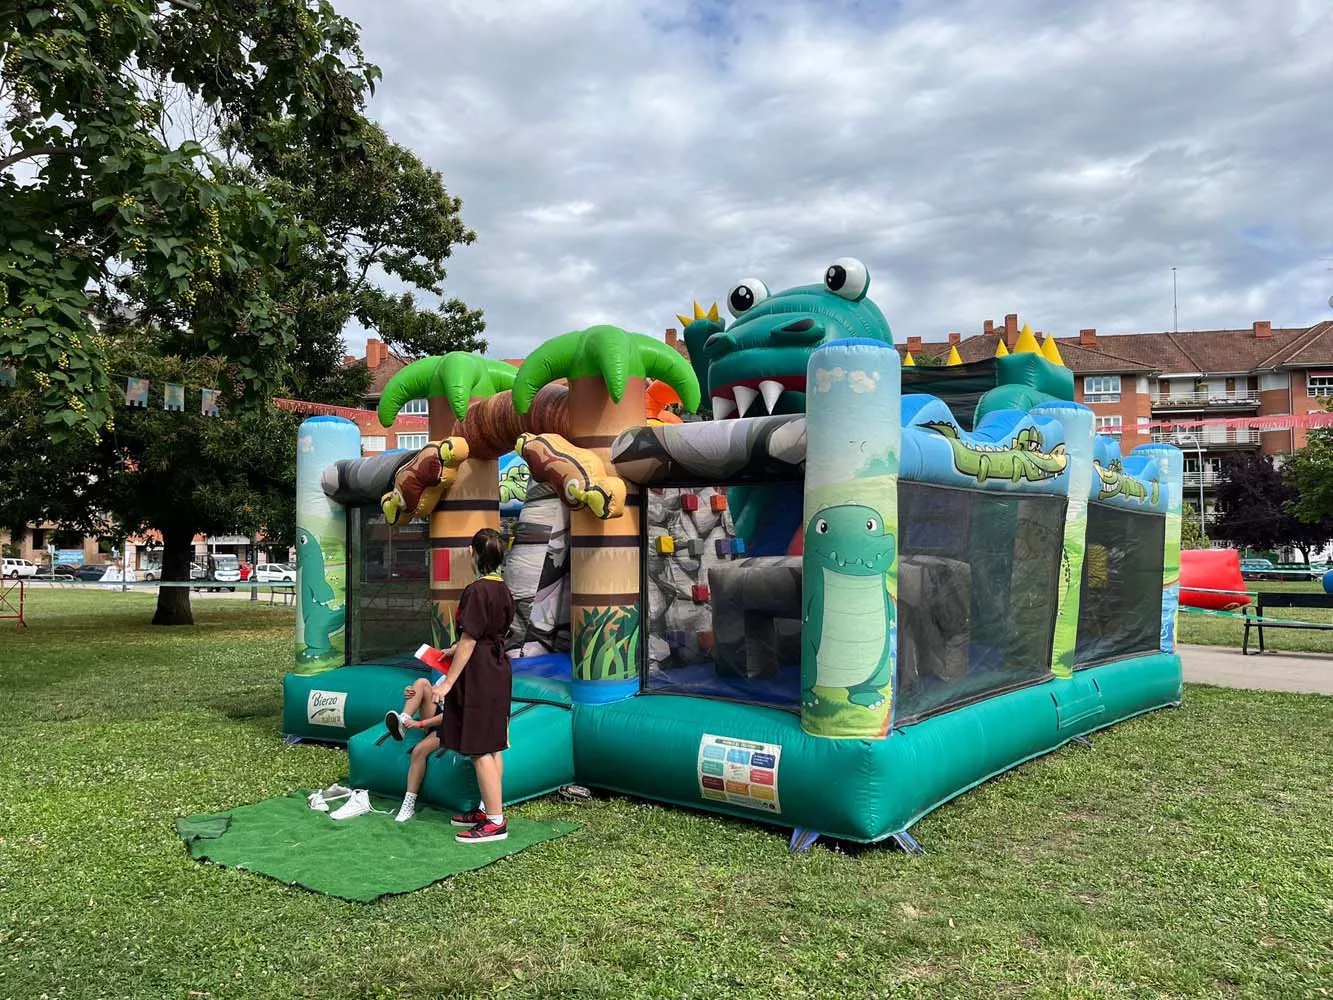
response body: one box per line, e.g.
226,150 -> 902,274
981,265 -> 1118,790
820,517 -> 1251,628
337,0 -> 1333,358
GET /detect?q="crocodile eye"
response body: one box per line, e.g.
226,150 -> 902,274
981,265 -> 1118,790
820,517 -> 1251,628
299,532 -> 308,545
727,278 -> 769,318
865,517 -> 878,532
814,518 -> 829,534
824,257 -> 870,301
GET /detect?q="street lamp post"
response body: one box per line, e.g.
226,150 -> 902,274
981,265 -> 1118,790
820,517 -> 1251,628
1175,431 -> 1206,541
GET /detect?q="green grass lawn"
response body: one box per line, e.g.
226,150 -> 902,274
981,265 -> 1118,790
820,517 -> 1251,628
1179,578 -> 1333,653
2,590 -> 1331,1000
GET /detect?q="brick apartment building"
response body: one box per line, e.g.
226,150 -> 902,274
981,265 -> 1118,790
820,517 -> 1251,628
901,313 -> 1333,522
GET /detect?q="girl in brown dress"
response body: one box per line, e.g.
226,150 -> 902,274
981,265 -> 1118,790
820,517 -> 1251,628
389,529 -> 515,842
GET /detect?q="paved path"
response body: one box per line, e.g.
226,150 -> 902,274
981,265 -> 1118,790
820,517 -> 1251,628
1180,644 -> 1333,695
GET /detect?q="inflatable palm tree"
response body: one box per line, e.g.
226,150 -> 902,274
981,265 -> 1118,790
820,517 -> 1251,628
379,352 -> 519,642
513,326 -> 699,692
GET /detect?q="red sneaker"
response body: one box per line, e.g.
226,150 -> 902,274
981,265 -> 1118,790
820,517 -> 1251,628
450,808 -> 488,828
455,818 -> 508,843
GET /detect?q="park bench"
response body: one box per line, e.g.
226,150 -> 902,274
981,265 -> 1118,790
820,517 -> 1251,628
1242,591 -> 1333,654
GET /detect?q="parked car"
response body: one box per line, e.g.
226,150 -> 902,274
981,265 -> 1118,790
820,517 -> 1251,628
72,563 -> 109,581
254,562 -> 296,583
33,564 -> 76,580
196,553 -> 240,592
1240,558 -> 1279,581
2,558 -> 39,579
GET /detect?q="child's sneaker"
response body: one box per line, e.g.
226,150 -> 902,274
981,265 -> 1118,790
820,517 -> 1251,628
450,807 -> 488,828
384,711 -> 410,741
456,817 -> 508,843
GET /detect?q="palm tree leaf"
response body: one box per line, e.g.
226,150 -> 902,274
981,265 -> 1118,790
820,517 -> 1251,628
437,352 -> 487,422
513,330 -> 584,414
485,360 -> 519,392
378,356 -> 443,427
635,336 -> 701,412
584,325 -> 632,403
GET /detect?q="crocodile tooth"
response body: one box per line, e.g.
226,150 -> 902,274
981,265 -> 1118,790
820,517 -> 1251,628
733,384 -> 759,416
711,395 -> 737,419
758,379 -> 784,413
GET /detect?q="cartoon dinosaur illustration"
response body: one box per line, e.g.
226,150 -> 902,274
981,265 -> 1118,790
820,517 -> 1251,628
296,527 -> 344,661
922,421 -> 1069,484
802,503 -> 896,710
682,257 -> 893,420
1093,460 -> 1155,504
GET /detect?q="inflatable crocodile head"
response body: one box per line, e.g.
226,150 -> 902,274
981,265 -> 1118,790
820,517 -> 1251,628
699,258 -> 893,419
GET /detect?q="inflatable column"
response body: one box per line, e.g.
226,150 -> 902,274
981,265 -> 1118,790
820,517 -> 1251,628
428,403 -> 500,648
565,375 -> 646,705
1031,402 -> 1096,678
801,339 -> 901,739
295,416 -> 360,673
1131,443 -> 1185,652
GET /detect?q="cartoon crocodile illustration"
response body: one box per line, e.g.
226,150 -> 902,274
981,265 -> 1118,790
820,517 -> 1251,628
923,421 -> 1069,484
802,503 -> 897,710
679,257 -> 893,420
499,460 -> 531,507
1093,460 -> 1159,504
296,527 -> 345,661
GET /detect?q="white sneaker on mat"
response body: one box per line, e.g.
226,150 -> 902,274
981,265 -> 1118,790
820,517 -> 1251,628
329,789 -> 373,821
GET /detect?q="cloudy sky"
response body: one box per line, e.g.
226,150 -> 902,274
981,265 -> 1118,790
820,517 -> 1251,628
337,0 -> 1333,358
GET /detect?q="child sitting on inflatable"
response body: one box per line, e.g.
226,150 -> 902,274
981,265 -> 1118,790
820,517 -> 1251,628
384,528 -> 516,842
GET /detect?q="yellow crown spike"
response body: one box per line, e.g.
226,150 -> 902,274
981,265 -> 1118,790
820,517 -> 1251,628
1041,333 -> 1065,366
994,338 -> 1010,358
676,313 -> 692,329
1013,322 -> 1041,355
945,345 -> 964,366
706,302 -> 720,323
903,351 -> 916,367
693,301 -> 707,321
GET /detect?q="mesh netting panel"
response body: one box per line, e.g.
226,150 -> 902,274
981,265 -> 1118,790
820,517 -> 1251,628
1075,503 -> 1166,667
895,482 -> 1063,725
347,505 -> 433,665
643,485 -> 803,708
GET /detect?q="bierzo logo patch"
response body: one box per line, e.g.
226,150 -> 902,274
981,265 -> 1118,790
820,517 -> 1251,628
307,690 -> 347,728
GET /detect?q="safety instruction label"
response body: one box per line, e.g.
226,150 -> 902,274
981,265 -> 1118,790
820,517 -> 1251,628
697,734 -> 782,814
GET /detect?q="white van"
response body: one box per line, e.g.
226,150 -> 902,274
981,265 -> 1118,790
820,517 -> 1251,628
2,558 -> 38,579
205,553 -> 241,591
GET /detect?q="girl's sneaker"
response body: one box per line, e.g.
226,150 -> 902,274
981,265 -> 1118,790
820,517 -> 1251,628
456,818 -> 508,843
450,807 -> 488,828
384,711 -> 410,741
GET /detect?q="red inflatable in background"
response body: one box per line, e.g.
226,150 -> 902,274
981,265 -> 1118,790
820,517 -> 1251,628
1180,548 -> 1251,610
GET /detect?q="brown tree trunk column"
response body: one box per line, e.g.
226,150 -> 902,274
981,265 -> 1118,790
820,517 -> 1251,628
567,375 -> 645,698
152,525 -> 196,626
427,400 -> 499,646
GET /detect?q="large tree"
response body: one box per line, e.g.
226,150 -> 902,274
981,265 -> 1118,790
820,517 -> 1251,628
1,1 -> 486,623
1,0 -> 383,442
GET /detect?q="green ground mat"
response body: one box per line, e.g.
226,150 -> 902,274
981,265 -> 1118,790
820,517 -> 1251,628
175,790 -> 578,903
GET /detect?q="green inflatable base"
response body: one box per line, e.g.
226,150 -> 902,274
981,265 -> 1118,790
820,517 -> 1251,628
346,675 -> 576,812
282,664 -> 427,744
571,652 -> 1182,843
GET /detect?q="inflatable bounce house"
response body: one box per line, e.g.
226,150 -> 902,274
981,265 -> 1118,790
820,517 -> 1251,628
282,258 -> 1184,851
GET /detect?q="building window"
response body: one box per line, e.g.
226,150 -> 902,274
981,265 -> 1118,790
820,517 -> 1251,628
1084,375 -> 1122,403
399,398 -> 429,415
1308,375 -> 1333,397
1095,416 -> 1123,436
397,433 -> 429,451
361,435 -> 386,453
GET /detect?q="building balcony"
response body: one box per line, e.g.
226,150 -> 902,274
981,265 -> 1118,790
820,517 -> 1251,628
1150,390 -> 1260,412
1181,472 -> 1222,489
1152,427 -> 1261,448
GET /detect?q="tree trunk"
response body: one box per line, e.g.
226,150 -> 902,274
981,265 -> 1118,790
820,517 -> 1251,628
152,525 -> 196,626
565,375 -> 647,688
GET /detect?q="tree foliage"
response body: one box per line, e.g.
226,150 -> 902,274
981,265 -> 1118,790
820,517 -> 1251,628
1180,503 -> 1208,550
1,0 -> 413,441
1213,452 -> 1333,561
